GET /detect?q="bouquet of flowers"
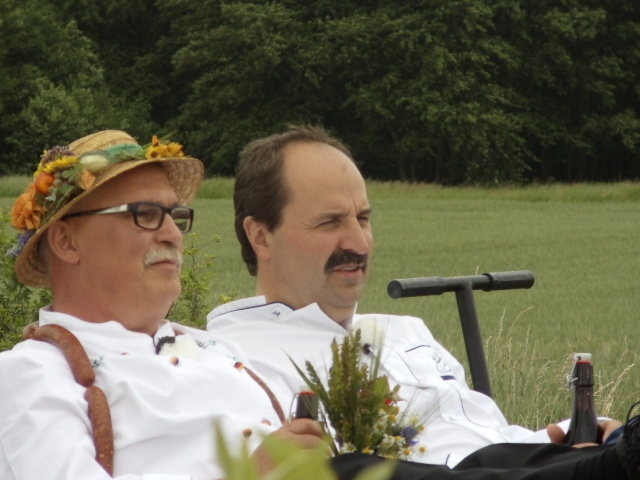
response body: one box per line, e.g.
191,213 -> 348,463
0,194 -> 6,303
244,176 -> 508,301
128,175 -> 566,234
292,329 -> 426,460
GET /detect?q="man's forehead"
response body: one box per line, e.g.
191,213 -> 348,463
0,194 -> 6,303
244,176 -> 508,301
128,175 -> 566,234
283,141 -> 352,168
283,147 -> 367,218
283,142 -> 364,188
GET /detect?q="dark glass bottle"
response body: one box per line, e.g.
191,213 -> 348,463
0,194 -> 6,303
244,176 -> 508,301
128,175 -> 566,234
565,353 -> 599,445
295,391 -> 319,420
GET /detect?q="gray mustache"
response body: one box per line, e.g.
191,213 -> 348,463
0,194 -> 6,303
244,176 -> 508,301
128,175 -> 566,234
144,247 -> 183,267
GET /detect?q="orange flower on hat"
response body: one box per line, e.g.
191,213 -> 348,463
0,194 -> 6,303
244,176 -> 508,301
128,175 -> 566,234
78,169 -> 96,191
10,184 -> 44,231
34,172 -> 55,196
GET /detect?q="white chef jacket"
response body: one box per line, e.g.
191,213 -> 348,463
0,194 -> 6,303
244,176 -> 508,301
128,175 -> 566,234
206,296 -> 553,467
0,307 -> 281,480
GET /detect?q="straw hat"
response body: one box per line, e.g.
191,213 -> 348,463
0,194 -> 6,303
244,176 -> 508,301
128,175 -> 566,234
10,130 -> 204,288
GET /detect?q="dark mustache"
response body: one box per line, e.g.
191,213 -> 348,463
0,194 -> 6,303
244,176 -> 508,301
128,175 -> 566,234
324,250 -> 369,274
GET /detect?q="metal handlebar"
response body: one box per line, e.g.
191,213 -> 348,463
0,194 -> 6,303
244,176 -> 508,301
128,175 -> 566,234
388,271 -> 535,299
387,270 -> 535,398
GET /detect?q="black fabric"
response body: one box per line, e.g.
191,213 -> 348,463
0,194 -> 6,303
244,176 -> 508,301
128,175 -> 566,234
330,443 -> 627,480
456,442 -> 600,469
575,445 -> 628,479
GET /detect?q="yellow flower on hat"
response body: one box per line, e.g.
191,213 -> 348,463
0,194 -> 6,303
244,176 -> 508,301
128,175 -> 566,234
146,135 -> 184,159
166,142 -> 184,157
42,155 -> 79,174
10,184 -> 44,231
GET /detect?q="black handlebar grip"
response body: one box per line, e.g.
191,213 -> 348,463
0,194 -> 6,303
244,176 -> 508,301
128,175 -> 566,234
482,271 -> 535,291
387,276 -> 446,299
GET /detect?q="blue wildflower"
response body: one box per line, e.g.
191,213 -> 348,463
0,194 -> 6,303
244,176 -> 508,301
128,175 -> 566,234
6,230 -> 36,258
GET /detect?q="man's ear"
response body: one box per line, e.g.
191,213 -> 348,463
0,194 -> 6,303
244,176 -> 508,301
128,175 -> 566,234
243,216 -> 272,262
46,221 -> 81,265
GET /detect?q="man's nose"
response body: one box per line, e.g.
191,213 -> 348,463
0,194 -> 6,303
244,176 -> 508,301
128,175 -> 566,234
340,218 -> 371,255
157,212 -> 184,249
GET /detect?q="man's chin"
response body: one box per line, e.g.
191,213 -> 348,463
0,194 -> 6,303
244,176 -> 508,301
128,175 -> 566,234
332,287 -> 365,308
153,281 -> 182,303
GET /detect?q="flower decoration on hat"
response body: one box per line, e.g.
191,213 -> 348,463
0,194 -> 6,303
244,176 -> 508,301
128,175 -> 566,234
7,135 -> 184,258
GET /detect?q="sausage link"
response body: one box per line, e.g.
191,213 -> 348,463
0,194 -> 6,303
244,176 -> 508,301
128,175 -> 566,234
33,324 -> 96,387
85,386 -> 115,476
22,321 -> 39,340
243,366 -> 286,424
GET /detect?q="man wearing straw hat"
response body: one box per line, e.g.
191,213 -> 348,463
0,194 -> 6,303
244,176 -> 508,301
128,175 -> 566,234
0,130 -> 324,479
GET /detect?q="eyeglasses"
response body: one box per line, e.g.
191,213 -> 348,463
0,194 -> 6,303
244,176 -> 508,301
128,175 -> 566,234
62,202 -> 194,233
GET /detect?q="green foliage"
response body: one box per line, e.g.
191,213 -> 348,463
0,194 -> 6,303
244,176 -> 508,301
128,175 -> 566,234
311,1 -> 529,184
192,176 -> 640,203
168,0 -> 323,175
255,435 -> 337,480
0,211 -> 51,352
3,0 -> 640,183
0,0 -> 155,175
55,0 -> 179,126
9,79 -> 154,167
215,423 -> 396,480
167,232 -> 224,328
485,311 -> 638,429
215,426 -> 260,480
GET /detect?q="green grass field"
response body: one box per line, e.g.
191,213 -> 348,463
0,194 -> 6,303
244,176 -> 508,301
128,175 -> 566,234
1,177 -> 639,429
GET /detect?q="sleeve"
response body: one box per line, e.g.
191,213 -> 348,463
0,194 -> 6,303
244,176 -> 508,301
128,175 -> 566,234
369,315 -> 537,435
0,344 -> 192,480
388,316 -> 558,444
368,314 -> 470,388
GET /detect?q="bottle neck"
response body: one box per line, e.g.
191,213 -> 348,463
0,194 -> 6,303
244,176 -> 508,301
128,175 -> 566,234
573,361 -> 594,387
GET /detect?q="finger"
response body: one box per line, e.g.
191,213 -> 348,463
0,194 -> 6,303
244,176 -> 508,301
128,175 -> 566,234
285,433 -> 327,450
251,428 -> 331,477
281,418 -> 324,438
546,424 -> 567,444
572,442 -> 598,449
266,429 -> 329,455
600,420 -> 623,443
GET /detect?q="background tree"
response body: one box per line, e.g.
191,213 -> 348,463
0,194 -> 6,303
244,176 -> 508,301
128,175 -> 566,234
1,0 -> 639,184
0,0 -> 154,173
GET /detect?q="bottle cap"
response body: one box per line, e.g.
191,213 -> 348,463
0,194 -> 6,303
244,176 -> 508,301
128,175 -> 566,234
574,353 -> 592,362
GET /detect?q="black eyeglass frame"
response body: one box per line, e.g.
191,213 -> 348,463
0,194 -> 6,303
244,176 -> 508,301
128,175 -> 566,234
61,202 -> 194,233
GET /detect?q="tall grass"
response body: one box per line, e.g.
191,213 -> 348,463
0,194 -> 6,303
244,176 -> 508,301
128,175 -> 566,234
1,177 -> 639,428
5,175 -> 640,203
365,180 -> 640,203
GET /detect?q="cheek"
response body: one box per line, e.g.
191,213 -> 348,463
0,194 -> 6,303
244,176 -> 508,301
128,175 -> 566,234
278,230 -> 311,253
294,236 -> 337,263
94,227 -> 149,269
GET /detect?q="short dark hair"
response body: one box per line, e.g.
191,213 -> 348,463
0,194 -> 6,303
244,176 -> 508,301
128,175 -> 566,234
234,125 -> 355,275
